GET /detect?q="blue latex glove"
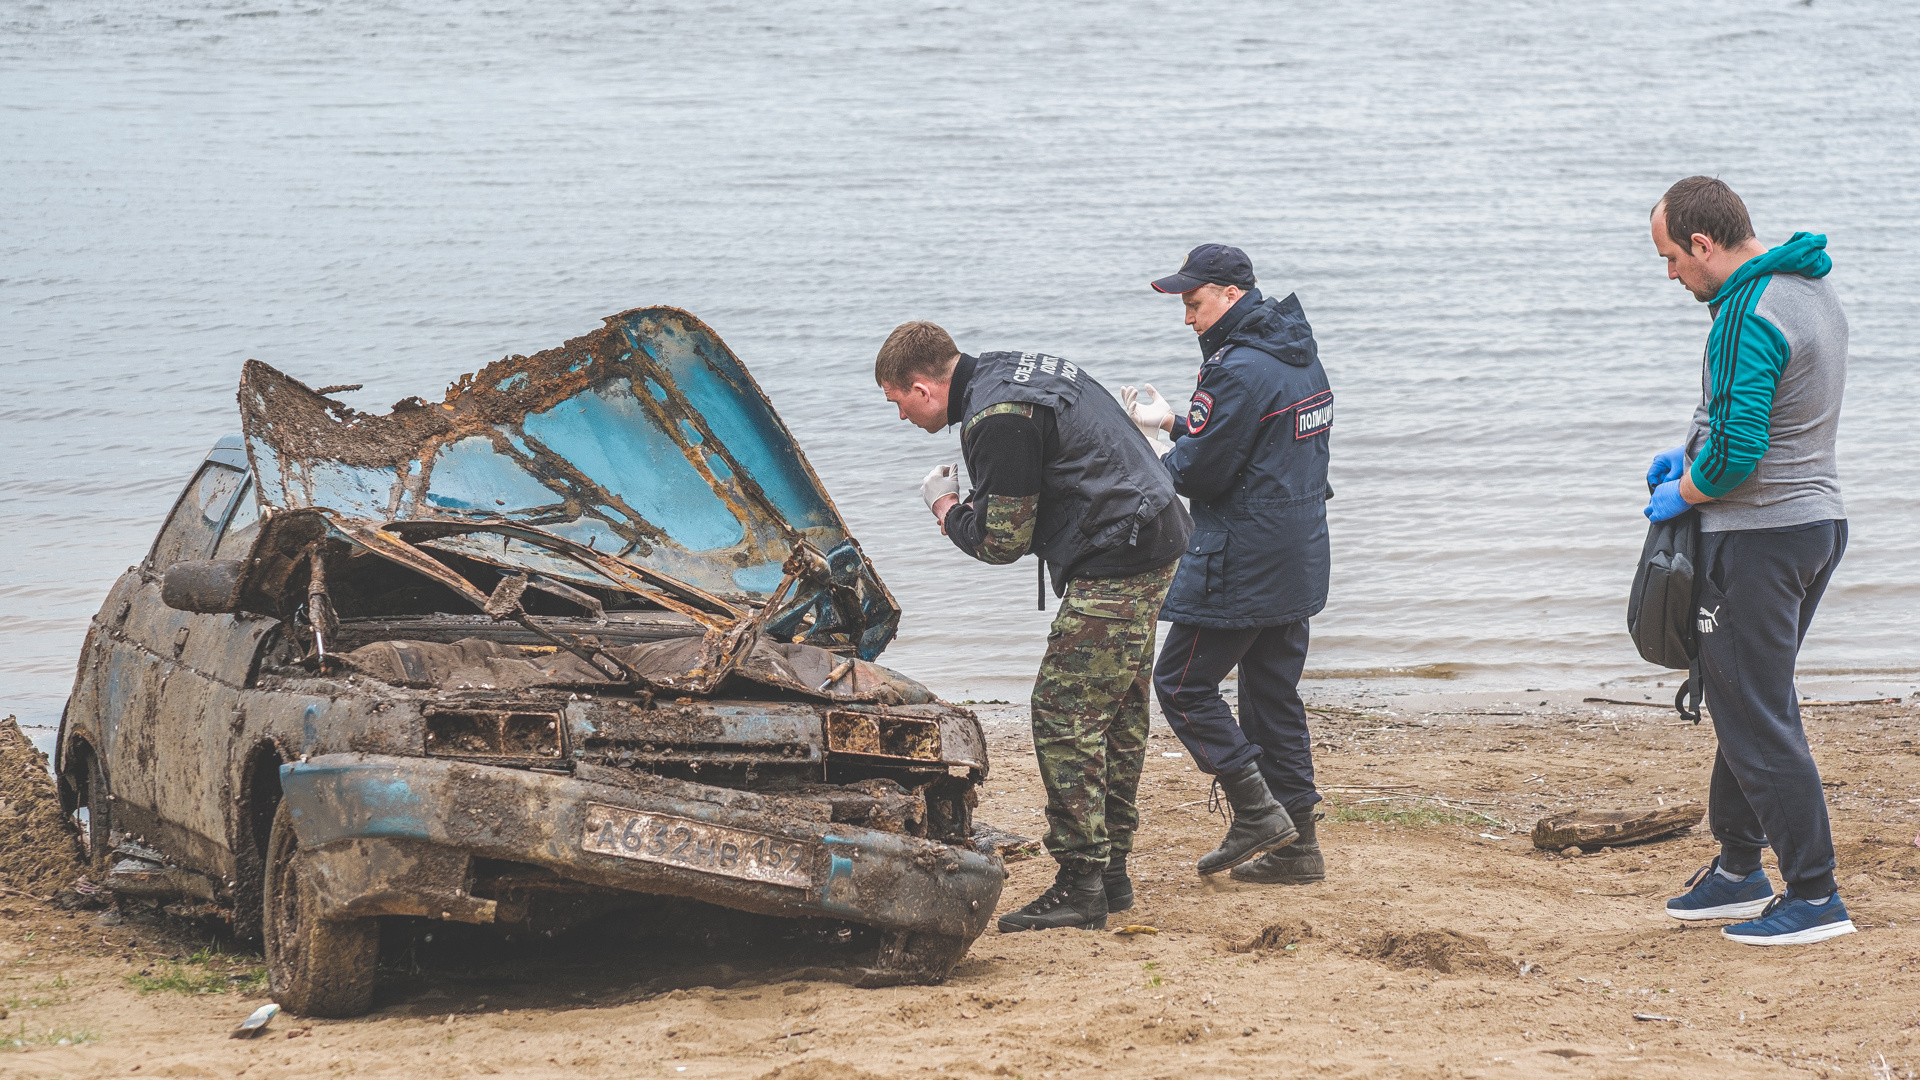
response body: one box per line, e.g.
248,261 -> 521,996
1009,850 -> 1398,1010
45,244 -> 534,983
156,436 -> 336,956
1646,446 -> 1687,486
1644,479 -> 1691,522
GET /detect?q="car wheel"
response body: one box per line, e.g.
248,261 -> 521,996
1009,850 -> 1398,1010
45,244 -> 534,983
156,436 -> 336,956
84,751 -> 113,873
264,800 -> 379,1017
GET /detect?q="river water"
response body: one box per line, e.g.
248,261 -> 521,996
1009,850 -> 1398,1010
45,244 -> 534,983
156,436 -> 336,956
5,0 -> 1917,735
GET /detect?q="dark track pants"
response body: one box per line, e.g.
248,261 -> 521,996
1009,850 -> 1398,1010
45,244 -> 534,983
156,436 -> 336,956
1698,520 -> 1847,900
1151,620 -> 1321,818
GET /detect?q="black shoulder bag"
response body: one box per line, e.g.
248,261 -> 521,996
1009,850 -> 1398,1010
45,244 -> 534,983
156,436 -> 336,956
1627,499 -> 1703,723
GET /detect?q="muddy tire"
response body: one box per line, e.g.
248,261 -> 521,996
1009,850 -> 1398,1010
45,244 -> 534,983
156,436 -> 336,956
264,801 -> 379,1017
84,751 -> 112,873
853,931 -> 972,988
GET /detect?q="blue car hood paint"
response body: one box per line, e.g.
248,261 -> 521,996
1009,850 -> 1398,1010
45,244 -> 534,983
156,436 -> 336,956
238,307 -> 899,659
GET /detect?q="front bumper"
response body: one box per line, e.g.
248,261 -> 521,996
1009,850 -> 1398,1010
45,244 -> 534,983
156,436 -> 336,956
279,754 -> 1001,942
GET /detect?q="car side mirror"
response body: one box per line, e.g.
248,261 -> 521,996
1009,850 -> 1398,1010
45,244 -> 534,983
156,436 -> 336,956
161,559 -> 247,614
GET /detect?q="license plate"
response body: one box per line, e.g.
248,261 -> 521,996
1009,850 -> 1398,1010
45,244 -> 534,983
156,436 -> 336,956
580,803 -> 814,888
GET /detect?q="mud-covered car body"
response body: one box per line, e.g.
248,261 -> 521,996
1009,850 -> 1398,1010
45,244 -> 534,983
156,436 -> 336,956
56,308 -> 1000,1013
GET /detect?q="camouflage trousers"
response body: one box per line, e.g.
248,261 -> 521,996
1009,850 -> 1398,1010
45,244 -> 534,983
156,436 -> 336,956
1030,560 -> 1177,872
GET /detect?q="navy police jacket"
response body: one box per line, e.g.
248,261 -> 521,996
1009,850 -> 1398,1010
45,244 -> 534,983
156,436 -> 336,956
1159,290 -> 1333,629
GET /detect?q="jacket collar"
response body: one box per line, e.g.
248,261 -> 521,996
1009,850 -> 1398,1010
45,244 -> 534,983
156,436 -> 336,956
946,353 -> 977,427
1198,287 -> 1264,359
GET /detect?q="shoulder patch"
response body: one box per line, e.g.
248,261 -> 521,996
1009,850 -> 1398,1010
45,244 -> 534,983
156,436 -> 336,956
1293,391 -> 1332,440
1187,391 -> 1214,435
965,401 -> 1034,434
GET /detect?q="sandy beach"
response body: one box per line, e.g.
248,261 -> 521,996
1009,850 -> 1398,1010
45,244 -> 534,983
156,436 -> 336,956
6,689 -> 1917,1080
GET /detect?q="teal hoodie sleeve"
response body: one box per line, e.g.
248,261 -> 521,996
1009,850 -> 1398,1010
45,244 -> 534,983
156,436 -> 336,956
1689,278 -> 1791,498
1688,232 -> 1833,499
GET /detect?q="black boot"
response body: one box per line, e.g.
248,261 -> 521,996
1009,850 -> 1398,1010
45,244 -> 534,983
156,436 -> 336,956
997,863 -> 1109,932
1231,814 -> 1325,884
1196,764 -> 1297,876
1104,855 -> 1134,914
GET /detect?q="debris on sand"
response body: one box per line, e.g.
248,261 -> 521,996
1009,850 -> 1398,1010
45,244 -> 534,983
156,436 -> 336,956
755,1061 -> 897,1080
1349,928 -> 1512,976
971,823 -> 1041,862
0,715 -> 87,898
1531,803 -> 1703,851
230,1003 -> 280,1039
1232,920 -> 1319,953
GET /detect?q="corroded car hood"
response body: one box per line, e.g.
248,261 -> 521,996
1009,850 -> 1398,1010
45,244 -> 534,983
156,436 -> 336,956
240,307 -> 899,659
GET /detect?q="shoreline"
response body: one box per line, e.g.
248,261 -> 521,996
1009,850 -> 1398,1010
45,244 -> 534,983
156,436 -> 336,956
5,695 -> 1917,1076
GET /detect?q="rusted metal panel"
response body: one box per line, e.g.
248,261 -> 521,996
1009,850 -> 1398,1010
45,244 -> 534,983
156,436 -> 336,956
571,699 -> 824,770
239,307 -> 899,660
825,710 -> 942,763
299,838 -> 496,923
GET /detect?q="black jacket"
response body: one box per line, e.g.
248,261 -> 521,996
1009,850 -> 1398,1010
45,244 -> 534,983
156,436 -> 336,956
1159,291 -> 1333,628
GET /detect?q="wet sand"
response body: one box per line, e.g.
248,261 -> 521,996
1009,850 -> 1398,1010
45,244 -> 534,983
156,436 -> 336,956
4,692 -> 1918,1079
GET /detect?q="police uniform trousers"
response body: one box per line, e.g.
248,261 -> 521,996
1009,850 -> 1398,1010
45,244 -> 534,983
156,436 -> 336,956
1698,520 -> 1847,900
1152,619 -> 1321,820
1029,560 -> 1177,871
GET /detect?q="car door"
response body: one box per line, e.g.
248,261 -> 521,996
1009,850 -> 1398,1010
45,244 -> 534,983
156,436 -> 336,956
106,454 -> 270,871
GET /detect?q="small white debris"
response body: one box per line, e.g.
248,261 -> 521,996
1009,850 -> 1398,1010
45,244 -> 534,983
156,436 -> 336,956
231,1002 -> 280,1039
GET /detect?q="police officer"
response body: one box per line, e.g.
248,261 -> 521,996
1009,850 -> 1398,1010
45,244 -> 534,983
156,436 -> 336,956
1124,244 -> 1334,885
876,321 -> 1192,931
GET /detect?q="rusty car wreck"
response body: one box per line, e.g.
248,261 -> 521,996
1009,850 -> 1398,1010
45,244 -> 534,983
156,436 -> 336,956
55,307 -> 1002,1016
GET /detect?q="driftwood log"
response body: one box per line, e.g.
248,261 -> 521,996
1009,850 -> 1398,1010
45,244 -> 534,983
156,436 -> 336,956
1531,802 -> 1703,851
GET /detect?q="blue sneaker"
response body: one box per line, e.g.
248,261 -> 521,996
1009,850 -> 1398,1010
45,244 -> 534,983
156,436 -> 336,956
1665,858 -> 1774,921
1722,892 -> 1857,946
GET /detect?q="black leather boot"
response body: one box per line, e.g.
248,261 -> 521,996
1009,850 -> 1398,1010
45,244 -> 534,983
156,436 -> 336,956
997,863 -> 1109,932
1104,854 -> 1134,913
1231,814 -> 1325,884
1196,764 -> 1297,876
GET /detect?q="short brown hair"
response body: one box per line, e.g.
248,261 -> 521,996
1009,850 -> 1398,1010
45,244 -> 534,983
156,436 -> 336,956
875,321 -> 959,388
1655,176 -> 1754,252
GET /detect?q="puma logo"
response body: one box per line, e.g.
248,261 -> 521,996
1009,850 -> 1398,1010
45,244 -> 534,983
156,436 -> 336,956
1697,605 -> 1721,634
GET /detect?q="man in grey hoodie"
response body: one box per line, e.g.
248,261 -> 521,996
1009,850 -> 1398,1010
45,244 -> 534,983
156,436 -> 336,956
1643,176 -> 1854,946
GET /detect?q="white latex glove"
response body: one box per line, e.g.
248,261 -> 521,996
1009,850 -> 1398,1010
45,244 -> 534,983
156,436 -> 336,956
1122,384 -> 1173,443
920,462 -> 960,512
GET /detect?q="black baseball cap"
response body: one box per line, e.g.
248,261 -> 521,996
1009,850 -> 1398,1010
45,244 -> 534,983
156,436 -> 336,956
1150,244 -> 1257,294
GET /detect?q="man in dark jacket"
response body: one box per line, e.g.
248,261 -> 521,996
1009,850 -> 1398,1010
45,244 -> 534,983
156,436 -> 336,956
875,321 -> 1192,932
1126,244 -> 1334,884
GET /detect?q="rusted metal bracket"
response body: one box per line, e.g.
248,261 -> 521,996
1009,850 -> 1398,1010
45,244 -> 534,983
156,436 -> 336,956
484,574 -> 644,685
303,539 -> 341,673
525,574 -> 606,622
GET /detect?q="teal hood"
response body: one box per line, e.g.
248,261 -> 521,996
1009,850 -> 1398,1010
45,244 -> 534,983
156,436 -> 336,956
1714,232 -> 1831,301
